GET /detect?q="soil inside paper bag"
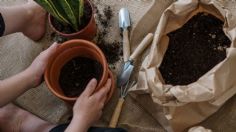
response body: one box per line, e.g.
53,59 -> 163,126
159,12 -> 231,85
59,57 -> 103,97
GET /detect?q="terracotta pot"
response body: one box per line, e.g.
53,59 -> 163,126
48,0 -> 97,40
45,39 -> 115,104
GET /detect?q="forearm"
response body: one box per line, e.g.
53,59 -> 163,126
0,68 -> 33,107
65,117 -> 90,132
0,4 -> 32,35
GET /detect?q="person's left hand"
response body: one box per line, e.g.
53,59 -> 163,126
65,78 -> 111,132
26,42 -> 58,88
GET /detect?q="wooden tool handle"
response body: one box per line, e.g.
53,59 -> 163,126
109,98 -> 125,128
129,33 -> 154,60
123,28 -> 130,62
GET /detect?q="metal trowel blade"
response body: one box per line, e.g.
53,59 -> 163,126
117,61 -> 134,87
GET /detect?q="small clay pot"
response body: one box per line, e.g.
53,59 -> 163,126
45,39 -> 115,104
48,0 -> 97,40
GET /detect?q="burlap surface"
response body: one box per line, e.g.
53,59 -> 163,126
0,0 -> 236,132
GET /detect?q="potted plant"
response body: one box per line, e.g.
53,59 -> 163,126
44,39 -> 115,105
34,0 -> 96,40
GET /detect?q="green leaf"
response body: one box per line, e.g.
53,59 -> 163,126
67,0 -> 82,25
79,0 -> 84,25
34,0 -> 70,25
34,0 -> 60,21
34,0 -> 85,31
55,0 -> 79,31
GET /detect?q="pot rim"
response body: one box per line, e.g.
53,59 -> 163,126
45,39 -> 109,101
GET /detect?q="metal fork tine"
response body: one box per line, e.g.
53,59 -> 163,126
120,85 -> 123,97
124,81 -> 136,97
123,81 -> 129,97
121,81 -> 128,98
131,81 -> 136,87
120,80 -> 137,98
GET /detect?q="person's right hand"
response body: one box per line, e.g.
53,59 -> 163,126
66,78 -> 111,132
26,42 -> 58,88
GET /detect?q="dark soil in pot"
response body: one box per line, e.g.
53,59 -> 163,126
159,12 -> 231,85
51,2 -> 92,34
59,57 -> 103,97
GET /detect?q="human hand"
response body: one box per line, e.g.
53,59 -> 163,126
26,42 -> 58,88
69,78 -> 111,132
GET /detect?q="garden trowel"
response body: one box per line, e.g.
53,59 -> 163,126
119,8 -> 131,62
117,33 -> 154,87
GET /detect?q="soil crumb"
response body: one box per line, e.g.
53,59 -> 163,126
92,2 -> 122,65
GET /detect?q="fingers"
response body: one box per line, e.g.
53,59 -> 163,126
48,42 -> 58,50
43,42 -> 58,57
98,110 -> 103,120
100,79 -> 112,103
93,79 -> 111,103
82,78 -> 97,97
39,42 -> 58,62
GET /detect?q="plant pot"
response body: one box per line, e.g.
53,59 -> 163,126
45,39 -> 115,105
48,0 -> 97,40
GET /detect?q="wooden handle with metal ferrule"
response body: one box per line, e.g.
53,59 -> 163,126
129,33 -> 154,60
109,98 -> 125,128
123,28 -> 130,62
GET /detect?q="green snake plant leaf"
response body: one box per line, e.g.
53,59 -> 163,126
55,0 -> 79,31
67,0 -> 84,25
79,0 -> 84,25
35,0 -> 85,31
34,0 -> 70,25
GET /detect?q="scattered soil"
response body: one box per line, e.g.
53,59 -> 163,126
159,12 -> 231,85
92,4 -> 122,65
98,6 -> 113,28
97,40 -> 122,64
50,32 -> 68,43
104,6 -> 113,20
59,57 -> 103,97
51,2 -> 92,34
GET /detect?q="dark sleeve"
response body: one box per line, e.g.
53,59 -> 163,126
49,123 -> 127,132
0,13 -> 5,37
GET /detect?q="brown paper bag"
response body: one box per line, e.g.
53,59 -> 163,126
131,0 -> 236,131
